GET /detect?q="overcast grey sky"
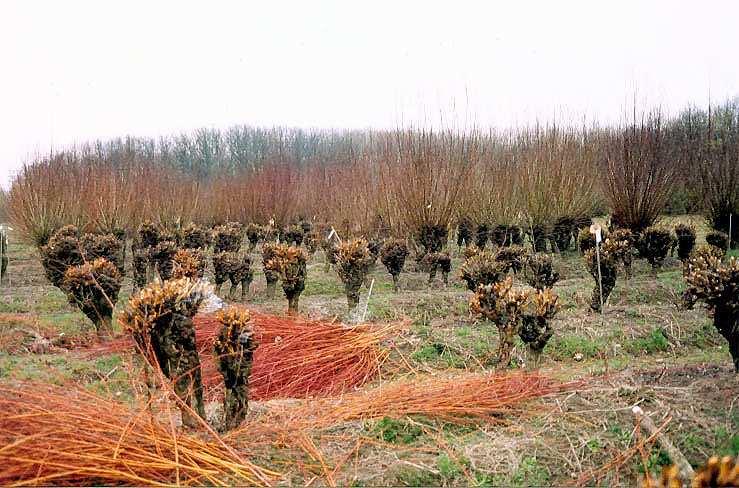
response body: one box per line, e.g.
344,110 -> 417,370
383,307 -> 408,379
1,0 -> 738,187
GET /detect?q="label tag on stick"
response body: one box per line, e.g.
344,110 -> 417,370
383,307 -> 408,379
589,224 -> 602,244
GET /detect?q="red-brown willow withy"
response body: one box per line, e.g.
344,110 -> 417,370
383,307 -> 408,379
0,383 -> 279,486
377,129 -> 479,237
230,370 -> 583,439
601,113 -> 678,233
87,312 -> 399,400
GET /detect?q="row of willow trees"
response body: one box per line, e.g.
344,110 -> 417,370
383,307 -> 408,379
6,100 -> 738,248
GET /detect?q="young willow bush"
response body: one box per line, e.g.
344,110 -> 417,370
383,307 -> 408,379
602,114 -> 678,233
377,129 -> 479,250
698,102 -> 739,248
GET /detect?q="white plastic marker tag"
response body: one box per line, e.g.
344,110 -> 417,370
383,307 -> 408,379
589,223 -> 602,243
199,280 -> 225,313
327,227 -> 336,241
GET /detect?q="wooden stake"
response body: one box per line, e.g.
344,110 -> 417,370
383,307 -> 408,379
632,406 -> 694,482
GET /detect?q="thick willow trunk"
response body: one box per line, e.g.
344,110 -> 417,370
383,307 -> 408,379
265,278 -> 277,298
714,307 -> 739,372
97,316 -> 113,338
151,313 -> 205,428
346,289 -> 360,311
241,277 -> 252,299
532,226 -> 548,253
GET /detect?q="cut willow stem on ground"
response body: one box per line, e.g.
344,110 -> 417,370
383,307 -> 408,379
576,415 -> 671,487
232,370 -> 583,437
0,382 -> 278,486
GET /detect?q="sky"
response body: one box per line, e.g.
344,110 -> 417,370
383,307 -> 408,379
1,0 -> 738,187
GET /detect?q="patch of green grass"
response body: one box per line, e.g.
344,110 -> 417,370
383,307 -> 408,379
412,322 -> 432,338
449,324 -> 496,359
637,449 -> 672,474
367,294 -> 400,320
471,472 -> 506,487
394,467 -> 441,487
454,300 -> 470,315
0,296 -> 30,313
38,312 -> 94,337
394,452 -> 469,486
681,432 -> 710,456
607,423 -> 633,448
657,270 -> 686,293
412,295 -> 458,321
368,275 -> 395,293
471,338 -> 494,358
682,320 -> 721,349
455,326 -> 472,338
35,291 -> 71,313
303,276 -> 343,296
0,353 -> 132,400
586,438 -> 604,453
370,416 -> 479,448
624,328 -> 670,355
511,456 -> 550,487
546,335 -> 604,360
372,417 -> 424,445
410,342 -> 466,368
624,308 -> 645,320
715,426 -> 739,457
411,343 -> 445,362
436,453 -> 468,480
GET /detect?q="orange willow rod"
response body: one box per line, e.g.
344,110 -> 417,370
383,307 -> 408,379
0,383 -> 280,486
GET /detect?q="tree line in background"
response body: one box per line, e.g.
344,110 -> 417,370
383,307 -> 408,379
4,99 -> 738,249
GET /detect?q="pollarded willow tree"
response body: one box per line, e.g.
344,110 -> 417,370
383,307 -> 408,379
335,238 -> 373,311
683,256 -> 739,371
377,129 -> 479,256
267,244 -> 308,314
214,306 -> 257,431
512,127 -> 603,253
700,103 -> 739,248
63,258 -> 122,336
380,238 -> 409,292
673,102 -> 739,249
119,278 -> 210,427
601,113 -> 679,234
459,250 -> 507,291
468,157 -> 523,249
674,223 -> 696,262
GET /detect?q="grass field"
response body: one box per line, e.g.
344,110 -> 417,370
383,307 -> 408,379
1,216 -> 737,486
